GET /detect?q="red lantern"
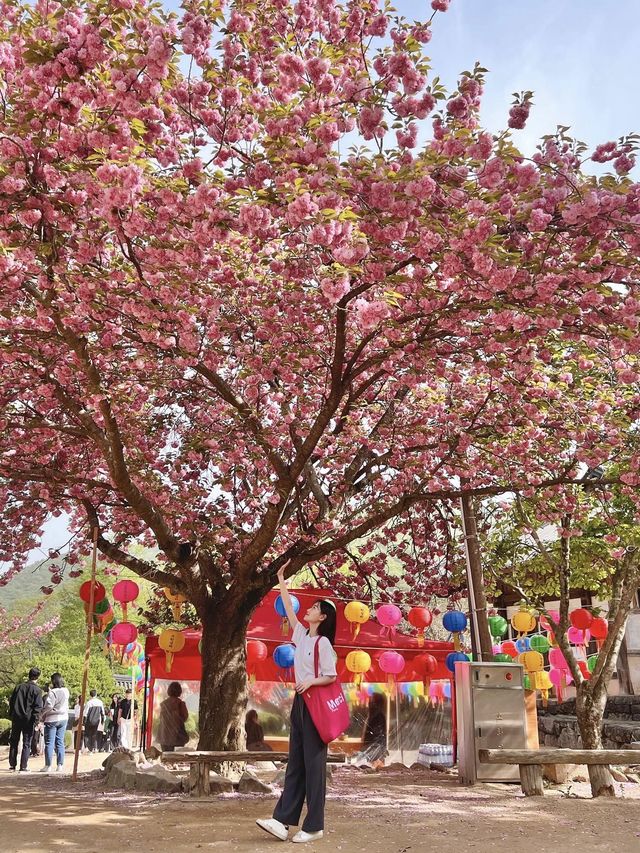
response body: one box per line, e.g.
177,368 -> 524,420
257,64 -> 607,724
578,660 -> 591,680
500,641 -> 519,659
112,579 -> 139,620
246,640 -> 268,682
590,617 -> 608,649
79,580 -> 106,606
408,607 -> 433,647
569,608 -> 593,631
413,652 -> 438,691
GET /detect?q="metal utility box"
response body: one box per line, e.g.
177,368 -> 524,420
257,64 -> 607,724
455,662 -> 527,784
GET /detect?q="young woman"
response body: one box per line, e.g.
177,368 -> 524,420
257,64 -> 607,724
257,564 -> 337,844
40,673 -> 69,773
157,681 -> 189,752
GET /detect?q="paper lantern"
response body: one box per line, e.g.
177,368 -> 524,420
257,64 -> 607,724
567,626 -> 590,650
535,670 -> 553,706
442,610 -> 467,651
515,637 -> 531,654
539,610 -> 559,633
589,617 -> 608,649
549,666 -> 572,701
112,579 -> 139,620
79,580 -> 106,606
158,628 -> 185,673
344,601 -> 370,640
413,653 -> 438,691
510,607 -> 536,637
488,615 -> 508,640
273,643 -> 296,681
530,633 -> 550,655
163,587 -> 188,622
345,650 -> 372,687
494,653 -> 513,663
379,650 -> 405,692
275,594 -> 299,635
246,639 -> 268,681
548,647 -> 571,671
445,651 -> 469,674
570,608 -> 593,631
376,604 -> 402,641
587,654 -> 599,674
518,650 -> 544,673
578,660 -> 591,680
408,607 -> 433,647
500,641 -> 519,659
110,621 -> 137,646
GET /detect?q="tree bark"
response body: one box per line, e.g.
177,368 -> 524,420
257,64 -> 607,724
575,684 -> 614,797
197,604 -> 253,751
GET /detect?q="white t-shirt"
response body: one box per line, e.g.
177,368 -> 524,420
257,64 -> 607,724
292,622 -> 337,684
42,687 -> 70,724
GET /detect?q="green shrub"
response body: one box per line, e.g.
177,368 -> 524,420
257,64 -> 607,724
0,718 -> 11,746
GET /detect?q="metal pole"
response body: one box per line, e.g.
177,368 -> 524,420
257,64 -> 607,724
459,494 -> 494,661
394,683 -> 403,764
141,656 -> 151,750
73,526 -> 98,781
459,497 -> 482,659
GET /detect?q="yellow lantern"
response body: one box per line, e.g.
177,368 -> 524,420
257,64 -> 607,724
533,669 -> 553,707
158,628 -> 185,672
518,650 -> 544,674
164,587 -> 188,622
345,649 -> 372,687
511,607 -> 536,638
344,601 -> 370,640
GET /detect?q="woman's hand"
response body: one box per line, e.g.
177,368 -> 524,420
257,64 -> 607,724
295,680 -> 314,694
276,559 -> 291,584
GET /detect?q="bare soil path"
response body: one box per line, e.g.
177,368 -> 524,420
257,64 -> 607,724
1,756 -> 639,853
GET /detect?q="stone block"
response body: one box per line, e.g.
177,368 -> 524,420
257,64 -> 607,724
208,771 -> 234,793
106,760 -> 137,791
542,764 -> 588,784
135,764 -> 182,794
610,768 -> 628,783
102,749 -> 135,772
237,770 -> 273,794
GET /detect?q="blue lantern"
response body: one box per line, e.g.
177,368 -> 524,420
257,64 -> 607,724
446,651 -> 469,673
515,636 -> 531,654
273,643 -> 296,682
275,594 -> 300,635
442,610 -> 468,650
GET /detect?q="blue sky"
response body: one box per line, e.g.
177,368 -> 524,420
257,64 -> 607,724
25,0 -> 640,564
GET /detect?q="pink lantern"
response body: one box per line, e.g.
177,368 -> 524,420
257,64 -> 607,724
548,647 -> 571,671
112,579 -> 140,620
376,604 -> 402,641
539,610 -> 559,633
492,644 -> 502,656
429,681 -> 445,705
549,666 -> 573,701
378,650 -> 405,691
110,621 -> 138,647
567,626 -> 590,646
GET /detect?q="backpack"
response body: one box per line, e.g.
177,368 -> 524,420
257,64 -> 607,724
86,704 -> 102,727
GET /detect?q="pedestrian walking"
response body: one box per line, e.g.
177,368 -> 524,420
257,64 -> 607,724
83,690 -> 105,752
118,688 -> 138,749
108,693 -> 121,749
40,673 -> 70,773
8,667 -> 43,772
256,565 -> 338,844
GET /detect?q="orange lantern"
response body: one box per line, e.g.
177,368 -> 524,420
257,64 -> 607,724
163,587 -> 188,622
158,628 -> 185,672
344,601 -> 370,640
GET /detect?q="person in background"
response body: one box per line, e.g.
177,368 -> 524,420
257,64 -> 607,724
40,672 -> 70,773
108,693 -> 121,749
360,693 -> 388,765
118,688 -> 138,749
245,709 -> 273,752
157,681 -> 189,752
71,695 -> 82,750
8,667 -> 43,772
83,689 -> 105,753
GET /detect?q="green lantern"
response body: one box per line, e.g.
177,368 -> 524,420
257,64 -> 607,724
587,654 -> 599,673
488,615 -> 508,640
494,653 -> 513,663
523,674 -> 531,689
530,634 -> 550,654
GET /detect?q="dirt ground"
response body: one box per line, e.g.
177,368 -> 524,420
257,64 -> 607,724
1,749 -> 640,853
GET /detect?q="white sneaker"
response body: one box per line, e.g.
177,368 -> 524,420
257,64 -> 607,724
56,765 -> 64,773
39,766 -> 52,773
292,830 -> 324,843
256,818 -> 289,841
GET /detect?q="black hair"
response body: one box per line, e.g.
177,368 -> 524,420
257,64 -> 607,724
51,673 -> 64,688
28,667 -> 40,681
245,709 -> 258,725
316,600 -> 337,645
89,689 -> 97,697
167,681 -> 182,698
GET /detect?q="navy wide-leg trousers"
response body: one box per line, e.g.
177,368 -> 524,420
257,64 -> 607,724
273,693 -> 328,832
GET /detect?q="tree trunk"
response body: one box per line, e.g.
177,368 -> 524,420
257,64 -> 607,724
575,684 -> 614,797
197,605 -> 252,751
460,494 -> 494,660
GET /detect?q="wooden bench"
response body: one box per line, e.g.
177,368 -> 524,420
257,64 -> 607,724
163,750 -> 347,796
479,748 -> 640,797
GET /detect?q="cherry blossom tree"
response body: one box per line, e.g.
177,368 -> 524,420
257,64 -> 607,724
1,0 -> 639,748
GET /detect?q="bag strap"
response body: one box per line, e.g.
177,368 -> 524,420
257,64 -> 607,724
314,637 -> 320,679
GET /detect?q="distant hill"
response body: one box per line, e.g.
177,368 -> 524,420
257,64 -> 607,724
0,557 -> 73,612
